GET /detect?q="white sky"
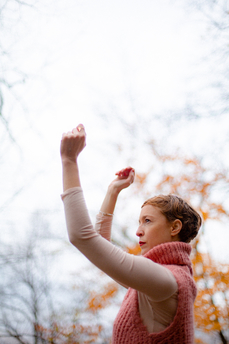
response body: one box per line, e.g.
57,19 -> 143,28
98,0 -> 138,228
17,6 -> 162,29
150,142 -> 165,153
1,0 -> 229,264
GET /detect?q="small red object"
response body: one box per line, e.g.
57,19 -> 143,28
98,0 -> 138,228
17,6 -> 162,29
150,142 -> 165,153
116,167 -> 133,178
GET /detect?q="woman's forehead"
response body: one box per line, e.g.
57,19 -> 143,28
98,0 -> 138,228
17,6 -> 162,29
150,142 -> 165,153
139,205 -> 161,217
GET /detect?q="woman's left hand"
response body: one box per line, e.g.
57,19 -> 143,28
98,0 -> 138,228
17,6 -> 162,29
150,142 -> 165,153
60,124 -> 86,163
109,167 -> 135,193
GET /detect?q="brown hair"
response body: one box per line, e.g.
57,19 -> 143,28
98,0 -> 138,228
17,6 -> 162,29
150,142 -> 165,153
142,194 -> 202,243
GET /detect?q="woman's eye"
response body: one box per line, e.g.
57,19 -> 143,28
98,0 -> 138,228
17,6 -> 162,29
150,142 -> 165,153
145,218 -> 150,223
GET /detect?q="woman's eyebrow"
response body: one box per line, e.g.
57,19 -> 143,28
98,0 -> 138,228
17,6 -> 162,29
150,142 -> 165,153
138,215 -> 145,223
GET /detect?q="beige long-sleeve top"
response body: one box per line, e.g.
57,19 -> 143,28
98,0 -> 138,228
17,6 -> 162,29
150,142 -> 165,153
62,187 -> 178,333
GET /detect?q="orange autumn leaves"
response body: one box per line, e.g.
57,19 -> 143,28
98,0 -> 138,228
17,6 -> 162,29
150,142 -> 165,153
135,144 -> 229,224
33,283 -> 119,343
87,282 -> 119,313
34,323 -> 103,344
193,245 -> 229,334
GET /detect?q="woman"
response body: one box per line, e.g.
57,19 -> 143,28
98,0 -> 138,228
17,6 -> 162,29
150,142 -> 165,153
60,124 -> 202,344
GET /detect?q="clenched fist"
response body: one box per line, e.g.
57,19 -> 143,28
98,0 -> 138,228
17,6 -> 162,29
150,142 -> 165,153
60,124 -> 86,162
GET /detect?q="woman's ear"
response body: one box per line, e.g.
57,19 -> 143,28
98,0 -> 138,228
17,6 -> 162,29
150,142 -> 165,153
171,219 -> 182,238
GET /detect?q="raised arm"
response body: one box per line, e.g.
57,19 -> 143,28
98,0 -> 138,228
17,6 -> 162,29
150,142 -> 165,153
100,168 -> 135,215
60,125 -> 177,302
95,167 -> 135,241
60,124 -> 86,191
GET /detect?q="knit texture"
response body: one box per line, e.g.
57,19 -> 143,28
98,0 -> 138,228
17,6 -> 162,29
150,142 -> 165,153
112,242 -> 197,344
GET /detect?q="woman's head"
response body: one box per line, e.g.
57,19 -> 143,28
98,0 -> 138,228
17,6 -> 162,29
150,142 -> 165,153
141,194 -> 202,243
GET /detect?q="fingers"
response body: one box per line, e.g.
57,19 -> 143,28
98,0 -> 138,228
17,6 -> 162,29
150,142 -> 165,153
60,124 -> 86,159
115,167 -> 135,188
115,167 -> 135,178
62,124 -> 86,139
76,124 -> 85,133
73,124 -> 85,134
112,167 -> 135,192
129,169 -> 135,184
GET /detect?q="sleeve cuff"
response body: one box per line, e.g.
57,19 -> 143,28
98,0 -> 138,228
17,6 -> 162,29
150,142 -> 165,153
60,186 -> 83,201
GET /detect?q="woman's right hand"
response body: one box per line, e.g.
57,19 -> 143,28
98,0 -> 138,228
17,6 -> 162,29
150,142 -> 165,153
60,124 -> 86,163
109,167 -> 135,194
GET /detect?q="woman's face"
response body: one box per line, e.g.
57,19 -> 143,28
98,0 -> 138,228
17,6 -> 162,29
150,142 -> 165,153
136,205 -> 173,255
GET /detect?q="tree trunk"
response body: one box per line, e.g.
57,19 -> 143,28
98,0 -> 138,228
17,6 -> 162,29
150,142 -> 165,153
219,330 -> 227,344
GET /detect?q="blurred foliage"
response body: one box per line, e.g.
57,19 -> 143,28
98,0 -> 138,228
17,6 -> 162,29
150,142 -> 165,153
34,323 -> 104,344
86,283 -> 119,314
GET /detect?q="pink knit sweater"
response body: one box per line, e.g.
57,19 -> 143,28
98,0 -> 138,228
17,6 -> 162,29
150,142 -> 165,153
112,242 -> 197,344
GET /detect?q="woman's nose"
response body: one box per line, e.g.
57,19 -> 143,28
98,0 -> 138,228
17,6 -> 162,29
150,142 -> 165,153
136,225 -> 143,237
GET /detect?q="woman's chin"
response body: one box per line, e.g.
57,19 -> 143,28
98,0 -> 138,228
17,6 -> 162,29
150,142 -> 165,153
140,247 -> 148,255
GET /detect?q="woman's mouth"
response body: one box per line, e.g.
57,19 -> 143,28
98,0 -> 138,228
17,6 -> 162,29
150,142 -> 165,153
139,241 -> 146,247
